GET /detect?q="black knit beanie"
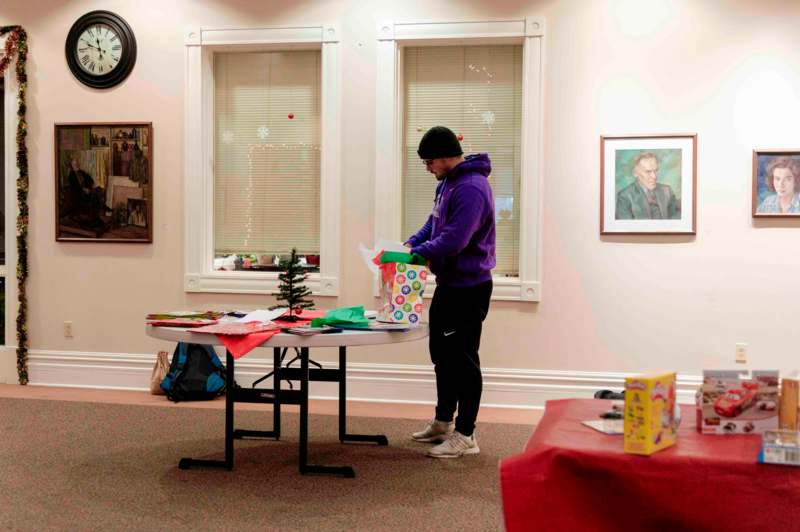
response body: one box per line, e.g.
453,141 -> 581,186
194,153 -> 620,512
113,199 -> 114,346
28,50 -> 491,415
417,126 -> 463,159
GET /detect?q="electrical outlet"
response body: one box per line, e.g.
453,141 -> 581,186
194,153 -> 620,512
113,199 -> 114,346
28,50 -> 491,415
735,342 -> 747,364
63,321 -> 73,338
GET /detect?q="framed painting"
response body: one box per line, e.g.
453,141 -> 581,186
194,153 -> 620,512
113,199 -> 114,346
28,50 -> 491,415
601,134 -> 697,234
55,122 -> 153,242
752,150 -> 800,218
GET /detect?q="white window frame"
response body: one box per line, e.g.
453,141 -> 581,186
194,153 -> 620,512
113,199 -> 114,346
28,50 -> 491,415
184,25 -> 341,295
374,18 -> 544,302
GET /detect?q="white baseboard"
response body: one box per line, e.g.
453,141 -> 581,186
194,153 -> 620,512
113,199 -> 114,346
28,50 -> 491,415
25,348 -> 703,409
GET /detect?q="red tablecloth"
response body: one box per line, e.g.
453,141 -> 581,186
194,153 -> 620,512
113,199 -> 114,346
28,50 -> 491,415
499,399 -> 800,531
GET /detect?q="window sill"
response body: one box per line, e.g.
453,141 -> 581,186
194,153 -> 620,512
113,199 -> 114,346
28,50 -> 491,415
373,273 -> 540,302
489,277 -> 540,301
185,272 -> 339,296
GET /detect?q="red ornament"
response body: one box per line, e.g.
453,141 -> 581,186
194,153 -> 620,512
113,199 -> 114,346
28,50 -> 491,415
457,134 -> 464,141
295,308 -> 302,315
288,113 -> 295,119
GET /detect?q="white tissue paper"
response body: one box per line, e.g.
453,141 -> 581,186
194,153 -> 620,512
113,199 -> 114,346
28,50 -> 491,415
359,239 -> 408,274
236,308 -> 288,323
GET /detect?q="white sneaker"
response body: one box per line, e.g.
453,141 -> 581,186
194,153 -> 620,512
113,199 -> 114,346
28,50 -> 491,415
427,431 -> 480,458
411,419 -> 454,443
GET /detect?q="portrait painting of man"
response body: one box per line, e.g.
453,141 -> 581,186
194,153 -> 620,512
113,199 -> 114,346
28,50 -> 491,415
615,150 -> 681,220
55,123 -> 153,242
601,134 -> 696,234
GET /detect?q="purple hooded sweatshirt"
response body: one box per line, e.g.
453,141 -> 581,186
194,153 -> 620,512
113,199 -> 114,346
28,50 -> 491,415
408,153 -> 496,287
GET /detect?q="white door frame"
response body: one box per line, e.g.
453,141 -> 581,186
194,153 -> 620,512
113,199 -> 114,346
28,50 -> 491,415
2,65 -> 20,383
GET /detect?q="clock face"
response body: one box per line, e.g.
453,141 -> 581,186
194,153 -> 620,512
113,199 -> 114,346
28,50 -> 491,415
65,11 -> 136,89
75,24 -> 123,76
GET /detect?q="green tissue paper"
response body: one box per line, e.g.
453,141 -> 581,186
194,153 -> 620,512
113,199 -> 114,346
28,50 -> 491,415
379,251 -> 427,265
311,305 -> 370,328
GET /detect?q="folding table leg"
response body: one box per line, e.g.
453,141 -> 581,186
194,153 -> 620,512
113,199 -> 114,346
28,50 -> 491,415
225,350 -> 234,468
338,346 -> 388,446
273,346 -> 281,439
234,347 -> 283,440
178,349 -> 235,470
299,347 -> 355,478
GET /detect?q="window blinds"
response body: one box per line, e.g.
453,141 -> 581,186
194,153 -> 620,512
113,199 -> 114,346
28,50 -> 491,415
213,51 -> 321,259
403,45 -> 522,277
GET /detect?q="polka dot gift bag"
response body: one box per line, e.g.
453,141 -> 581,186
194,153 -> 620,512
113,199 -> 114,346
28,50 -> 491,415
374,251 -> 428,324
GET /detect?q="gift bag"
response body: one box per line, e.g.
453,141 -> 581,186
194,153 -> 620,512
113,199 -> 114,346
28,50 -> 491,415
376,251 -> 428,324
149,350 -> 170,395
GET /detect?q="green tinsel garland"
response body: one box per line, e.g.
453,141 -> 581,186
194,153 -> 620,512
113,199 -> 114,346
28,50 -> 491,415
0,26 -> 29,384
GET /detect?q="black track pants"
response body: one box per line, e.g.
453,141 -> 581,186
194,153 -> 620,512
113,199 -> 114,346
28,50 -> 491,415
428,280 -> 492,437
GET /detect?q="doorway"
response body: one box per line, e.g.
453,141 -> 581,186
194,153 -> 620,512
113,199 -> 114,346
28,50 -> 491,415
0,76 -> 6,347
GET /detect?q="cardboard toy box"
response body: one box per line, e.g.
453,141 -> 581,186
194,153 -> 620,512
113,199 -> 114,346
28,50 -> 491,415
779,378 -> 800,431
697,370 -> 779,435
623,372 -> 677,456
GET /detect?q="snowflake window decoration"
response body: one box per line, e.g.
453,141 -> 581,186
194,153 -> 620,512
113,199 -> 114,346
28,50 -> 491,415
222,130 -> 234,144
257,126 -> 270,140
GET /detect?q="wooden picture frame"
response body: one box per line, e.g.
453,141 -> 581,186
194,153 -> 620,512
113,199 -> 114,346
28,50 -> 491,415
752,150 -> 800,218
55,122 -> 153,242
601,134 -> 697,235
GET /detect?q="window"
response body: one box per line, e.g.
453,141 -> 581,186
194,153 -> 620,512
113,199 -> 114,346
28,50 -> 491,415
213,51 -> 321,271
184,25 -> 341,295
403,45 -> 522,276
375,19 -> 544,301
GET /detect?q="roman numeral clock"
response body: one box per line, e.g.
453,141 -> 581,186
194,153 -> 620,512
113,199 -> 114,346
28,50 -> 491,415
65,11 -> 136,89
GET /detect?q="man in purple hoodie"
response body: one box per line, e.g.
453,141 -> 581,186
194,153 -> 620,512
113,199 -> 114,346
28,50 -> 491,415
405,126 -> 496,458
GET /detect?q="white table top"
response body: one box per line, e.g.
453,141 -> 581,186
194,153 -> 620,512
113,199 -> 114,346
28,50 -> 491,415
146,323 -> 429,348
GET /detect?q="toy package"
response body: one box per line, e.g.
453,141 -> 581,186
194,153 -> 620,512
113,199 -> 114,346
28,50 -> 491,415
623,372 -> 677,456
697,370 -> 779,435
779,378 -> 799,431
758,430 -> 800,467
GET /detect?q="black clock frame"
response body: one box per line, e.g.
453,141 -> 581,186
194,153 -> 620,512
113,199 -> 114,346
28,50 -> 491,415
65,10 -> 137,89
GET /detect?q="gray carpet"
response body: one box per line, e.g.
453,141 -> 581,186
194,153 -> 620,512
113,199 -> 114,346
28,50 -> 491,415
0,398 -> 533,531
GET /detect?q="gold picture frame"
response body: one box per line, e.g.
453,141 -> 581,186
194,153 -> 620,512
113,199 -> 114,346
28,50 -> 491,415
55,122 -> 153,242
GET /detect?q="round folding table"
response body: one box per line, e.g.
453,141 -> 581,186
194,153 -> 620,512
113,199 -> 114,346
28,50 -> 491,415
147,324 -> 429,477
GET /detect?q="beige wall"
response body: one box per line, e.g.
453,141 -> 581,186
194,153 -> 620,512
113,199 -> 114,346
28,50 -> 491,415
1,0 -> 799,384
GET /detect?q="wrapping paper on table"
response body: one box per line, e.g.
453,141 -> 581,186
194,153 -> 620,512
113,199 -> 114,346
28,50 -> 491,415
192,321 -> 281,335
217,309 -> 327,359
219,329 -> 283,359
146,318 -> 219,328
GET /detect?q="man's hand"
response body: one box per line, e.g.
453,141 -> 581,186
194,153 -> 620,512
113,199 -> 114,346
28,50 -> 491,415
403,241 -> 412,249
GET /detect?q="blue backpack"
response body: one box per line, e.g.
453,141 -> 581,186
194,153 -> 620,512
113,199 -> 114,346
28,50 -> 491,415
160,343 -> 226,402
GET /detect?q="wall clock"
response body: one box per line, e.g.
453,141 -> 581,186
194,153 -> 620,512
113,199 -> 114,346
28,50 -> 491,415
65,11 -> 137,89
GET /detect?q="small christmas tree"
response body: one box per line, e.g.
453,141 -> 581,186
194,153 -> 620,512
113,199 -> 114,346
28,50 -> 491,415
271,248 -> 315,321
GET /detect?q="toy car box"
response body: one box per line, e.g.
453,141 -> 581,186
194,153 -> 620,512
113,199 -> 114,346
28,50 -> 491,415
623,372 -> 677,456
697,370 -> 779,435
